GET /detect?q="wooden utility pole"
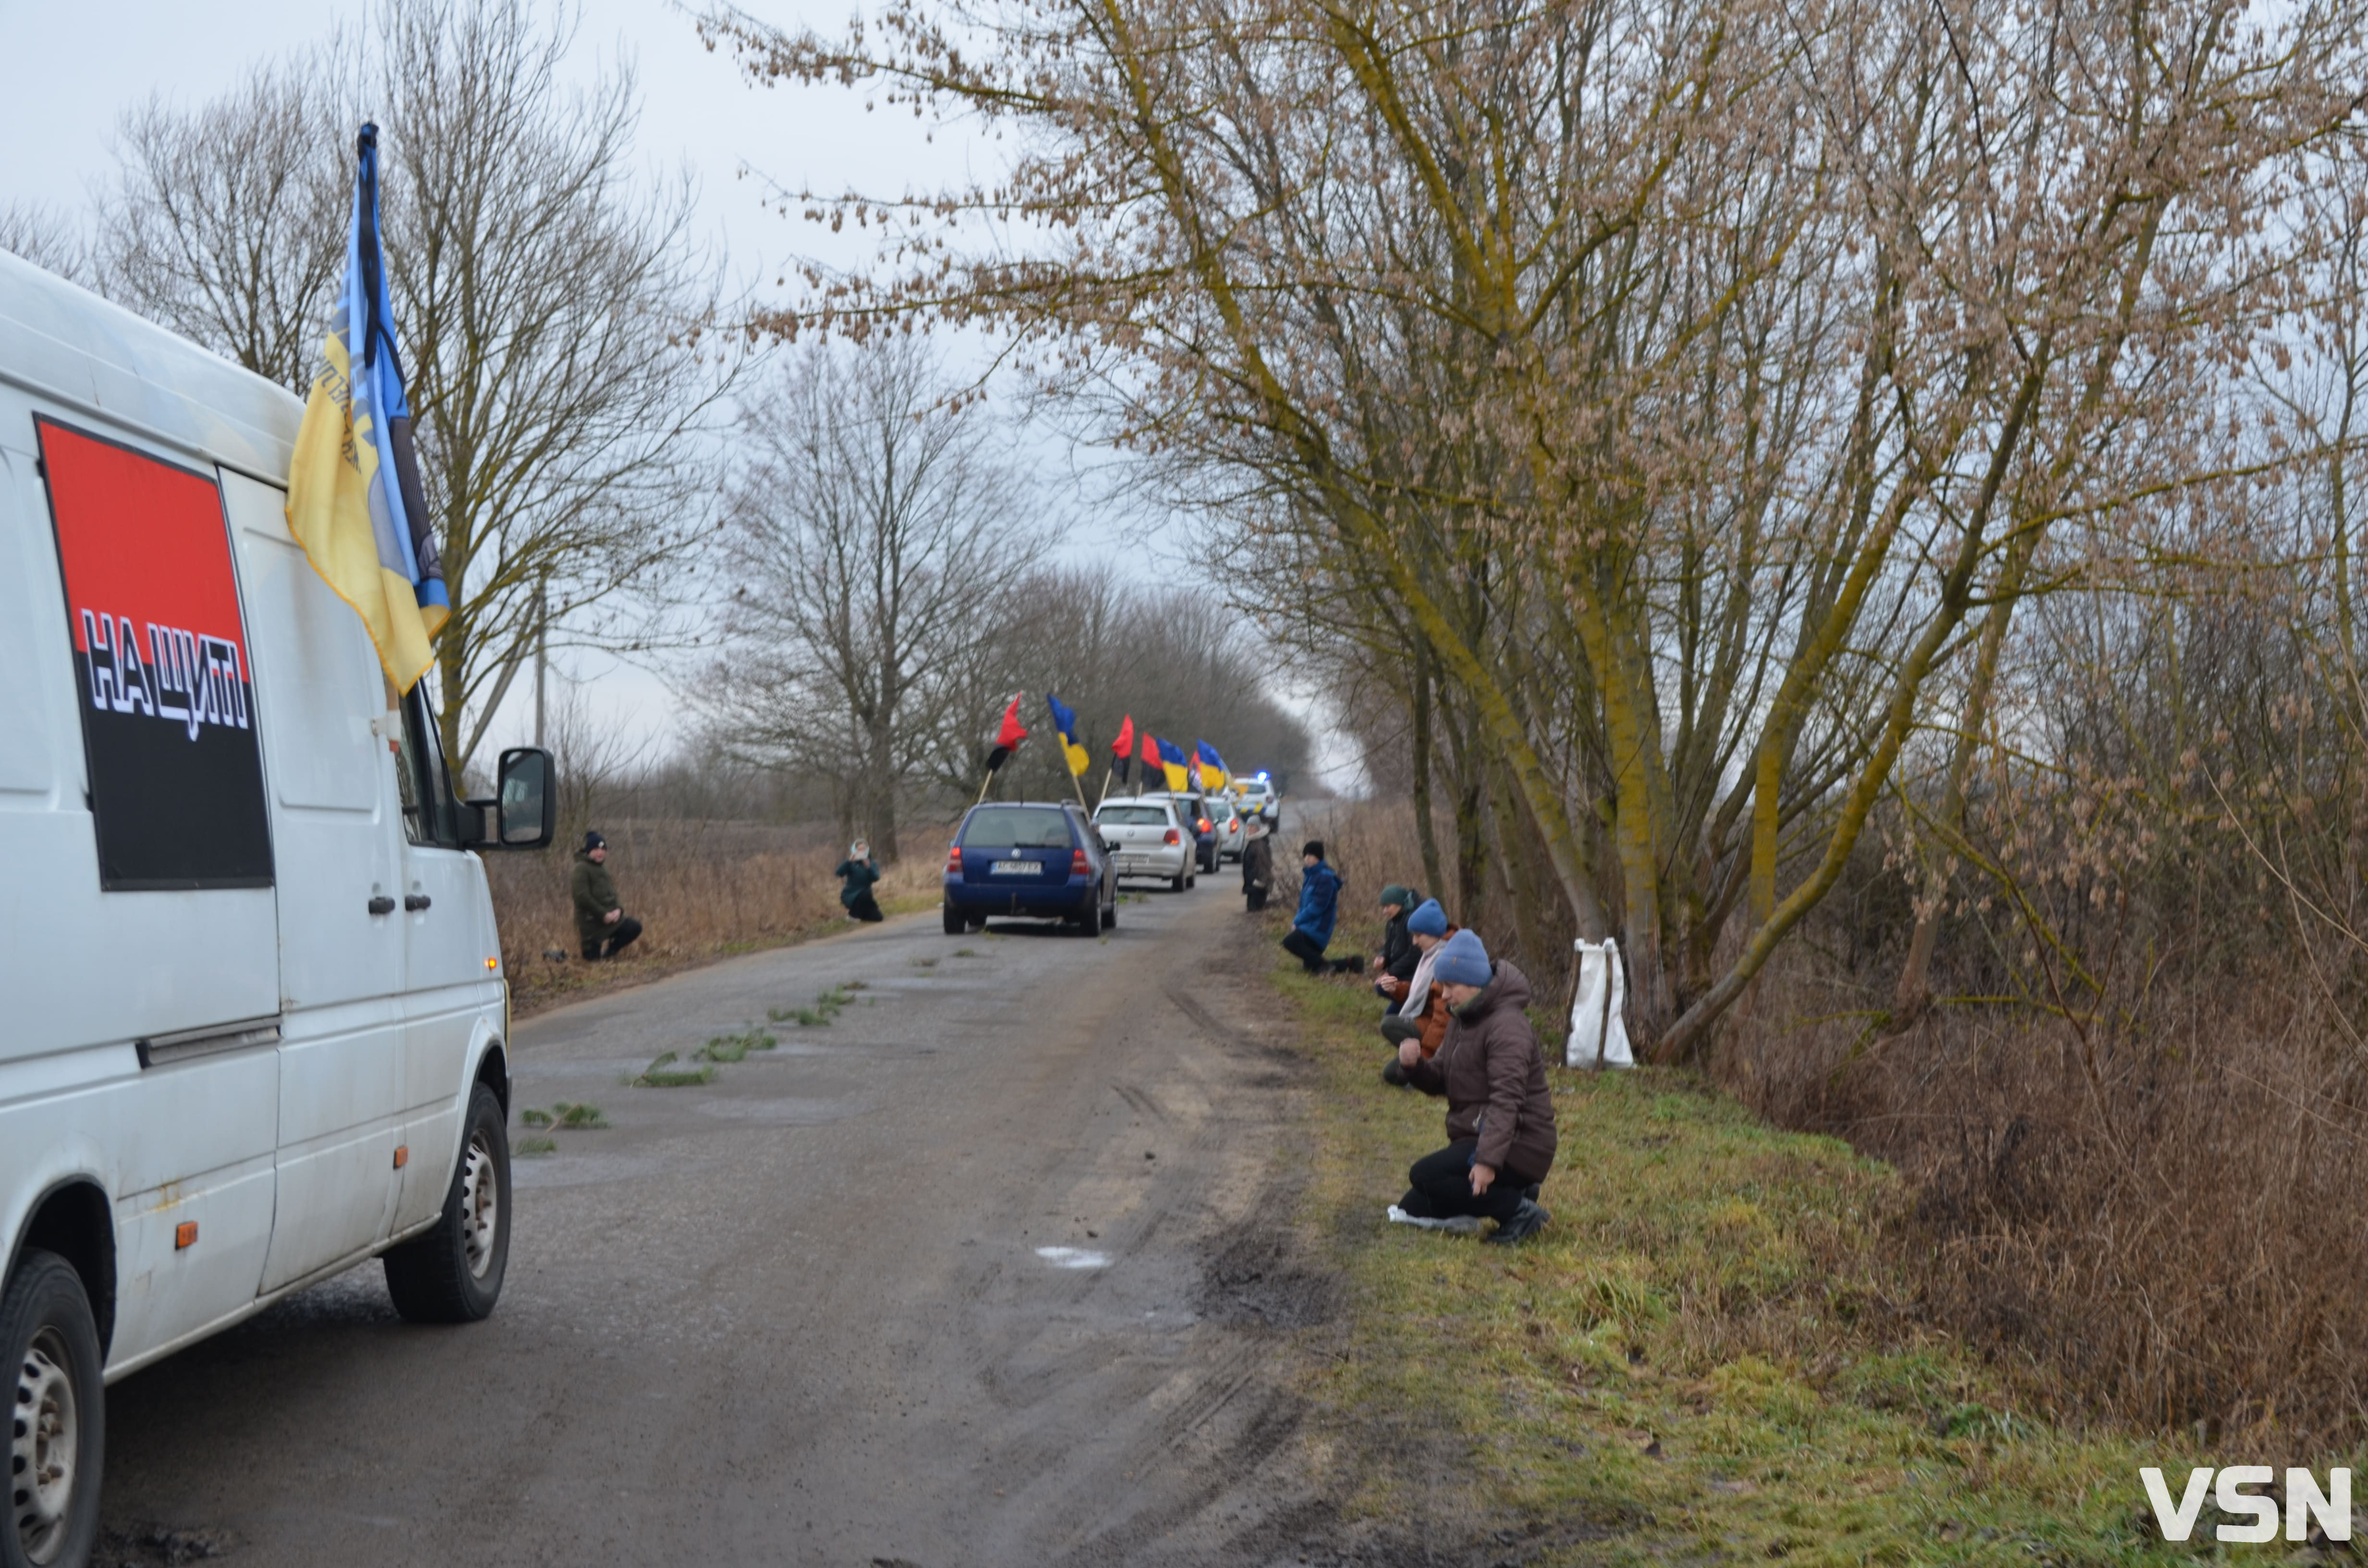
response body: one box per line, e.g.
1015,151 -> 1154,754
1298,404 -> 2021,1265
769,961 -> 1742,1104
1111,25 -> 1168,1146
532,580 -> 549,748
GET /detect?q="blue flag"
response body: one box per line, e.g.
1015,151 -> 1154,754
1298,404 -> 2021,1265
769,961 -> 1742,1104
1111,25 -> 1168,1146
1046,693 -> 1088,776
286,122 -> 448,689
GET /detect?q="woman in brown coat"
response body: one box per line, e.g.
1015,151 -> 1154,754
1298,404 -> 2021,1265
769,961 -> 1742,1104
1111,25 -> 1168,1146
1394,928 -> 1556,1243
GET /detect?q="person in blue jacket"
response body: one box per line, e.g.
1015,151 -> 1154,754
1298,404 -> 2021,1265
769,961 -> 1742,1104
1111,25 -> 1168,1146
1281,840 -> 1364,974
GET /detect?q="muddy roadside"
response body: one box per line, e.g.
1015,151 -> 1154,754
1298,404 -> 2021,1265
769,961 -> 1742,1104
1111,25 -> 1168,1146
1176,915 -> 1616,1568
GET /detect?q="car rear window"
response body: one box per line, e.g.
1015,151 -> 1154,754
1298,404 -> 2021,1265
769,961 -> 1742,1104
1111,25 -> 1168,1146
1096,805 -> 1170,825
962,807 -> 1074,848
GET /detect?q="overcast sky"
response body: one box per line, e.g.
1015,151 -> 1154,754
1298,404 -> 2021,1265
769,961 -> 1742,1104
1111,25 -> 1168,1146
0,0 -> 1359,790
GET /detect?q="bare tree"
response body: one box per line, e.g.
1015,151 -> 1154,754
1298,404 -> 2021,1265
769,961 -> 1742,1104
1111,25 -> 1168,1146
374,0 -> 743,769
697,337 -> 1054,860
713,0 -> 2362,1057
87,0 -> 743,771
94,63 -> 345,392
0,202 -> 89,282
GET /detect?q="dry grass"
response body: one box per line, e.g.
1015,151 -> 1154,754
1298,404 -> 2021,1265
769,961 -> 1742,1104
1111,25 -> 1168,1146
486,819 -> 949,1016
1731,960 -> 2368,1450
1311,796 -> 2368,1454
1275,939 -> 2208,1565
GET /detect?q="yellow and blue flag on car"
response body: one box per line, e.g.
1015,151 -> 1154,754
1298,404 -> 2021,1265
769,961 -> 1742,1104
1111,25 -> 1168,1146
285,122 -> 450,694
1196,741 -> 1228,792
1046,693 -> 1091,776
1155,735 -> 1190,793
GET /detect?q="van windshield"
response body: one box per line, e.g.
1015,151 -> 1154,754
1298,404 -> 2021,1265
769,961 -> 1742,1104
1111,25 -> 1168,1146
962,807 -> 1074,849
1095,805 -> 1170,825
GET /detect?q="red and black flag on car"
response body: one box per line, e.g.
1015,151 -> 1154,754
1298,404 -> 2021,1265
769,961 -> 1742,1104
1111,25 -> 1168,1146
973,691 -> 1030,805
985,692 -> 1029,772
38,418 -> 273,890
1110,714 -> 1135,785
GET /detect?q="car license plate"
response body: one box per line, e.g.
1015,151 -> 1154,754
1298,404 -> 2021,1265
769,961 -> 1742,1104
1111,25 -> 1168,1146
991,859 -> 1035,875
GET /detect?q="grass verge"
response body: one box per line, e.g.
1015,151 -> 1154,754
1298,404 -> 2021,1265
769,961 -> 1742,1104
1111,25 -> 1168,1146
1272,956 -> 2267,1565
505,889 -> 938,1019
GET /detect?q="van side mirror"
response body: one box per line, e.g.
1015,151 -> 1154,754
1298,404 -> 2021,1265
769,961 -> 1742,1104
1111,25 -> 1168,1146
463,747 -> 557,849
495,747 -> 555,847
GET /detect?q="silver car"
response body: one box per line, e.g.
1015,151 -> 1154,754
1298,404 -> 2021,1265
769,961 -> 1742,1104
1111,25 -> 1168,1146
1207,798 -> 1247,861
1092,798 -> 1197,889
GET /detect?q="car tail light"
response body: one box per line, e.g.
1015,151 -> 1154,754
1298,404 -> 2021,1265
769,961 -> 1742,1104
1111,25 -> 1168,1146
947,845 -> 962,874
1163,828 -> 1181,845
1197,818 -> 1212,833
1071,848 -> 1089,875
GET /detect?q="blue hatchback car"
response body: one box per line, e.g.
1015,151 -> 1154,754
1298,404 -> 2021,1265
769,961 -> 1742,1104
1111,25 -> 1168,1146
943,801 -> 1119,935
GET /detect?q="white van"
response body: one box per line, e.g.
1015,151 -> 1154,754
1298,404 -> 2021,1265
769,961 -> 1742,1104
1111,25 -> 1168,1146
0,251 -> 553,1568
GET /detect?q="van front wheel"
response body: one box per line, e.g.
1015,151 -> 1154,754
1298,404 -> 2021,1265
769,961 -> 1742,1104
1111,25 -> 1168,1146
384,1082 -> 510,1323
2,1250 -> 103,1568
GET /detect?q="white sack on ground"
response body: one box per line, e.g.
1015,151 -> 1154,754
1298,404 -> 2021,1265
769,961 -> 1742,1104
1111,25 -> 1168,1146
1385,1206 -> 1485,1235
1566,938 -> 1635,1069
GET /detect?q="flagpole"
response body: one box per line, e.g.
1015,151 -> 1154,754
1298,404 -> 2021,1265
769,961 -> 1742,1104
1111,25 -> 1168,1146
974,769 -> 996,807
1095,767 -> 1111,809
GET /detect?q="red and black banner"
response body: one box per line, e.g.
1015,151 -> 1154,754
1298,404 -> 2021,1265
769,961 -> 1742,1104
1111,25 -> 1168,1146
39,418 -> 273,890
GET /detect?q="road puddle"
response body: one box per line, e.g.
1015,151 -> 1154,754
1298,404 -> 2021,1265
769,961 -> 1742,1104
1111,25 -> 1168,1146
1034,1245 -> 1110,1270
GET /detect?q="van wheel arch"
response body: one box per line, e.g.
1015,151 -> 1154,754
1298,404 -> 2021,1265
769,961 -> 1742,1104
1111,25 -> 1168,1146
474,1043 -> 510,1115
7,1180 -> 115,1358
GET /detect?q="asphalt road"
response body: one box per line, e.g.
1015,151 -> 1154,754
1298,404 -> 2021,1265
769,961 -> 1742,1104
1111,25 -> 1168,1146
97,868 -> 1337,1567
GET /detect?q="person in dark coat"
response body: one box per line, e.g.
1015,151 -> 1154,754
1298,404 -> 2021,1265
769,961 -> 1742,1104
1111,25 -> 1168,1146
1378,898 -> 1455,1086
1280,841 -> 1363,974
1240,817 -> 1275,911
1369,883 -> 1420,1003
570,831 -> 643,961
835,838 -> 885,922
1394,929 -> 1556,1243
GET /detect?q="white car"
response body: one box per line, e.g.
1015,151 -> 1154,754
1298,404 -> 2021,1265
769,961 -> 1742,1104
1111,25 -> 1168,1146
1092,798 -> 1196,889
1136,790 -> 1222,872
1232,776 -> 1281,824
1207,798 -> 1246,861
0,251 -> 555,1566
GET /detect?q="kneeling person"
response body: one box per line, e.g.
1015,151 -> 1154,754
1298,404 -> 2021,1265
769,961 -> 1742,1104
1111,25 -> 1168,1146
571,831 -> 644,961
1279,840 -> 1364,975
1378,898 -> 1454,1085
836,838 -> 886,922
1394,930 -> 1555,1243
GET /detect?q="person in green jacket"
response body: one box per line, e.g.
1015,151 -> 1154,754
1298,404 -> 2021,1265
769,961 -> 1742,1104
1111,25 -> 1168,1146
835,838 -> 885,922
570,831 -> 643,960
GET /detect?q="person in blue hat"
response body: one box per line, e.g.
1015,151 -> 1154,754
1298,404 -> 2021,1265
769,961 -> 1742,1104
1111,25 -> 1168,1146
1390,928 -> 1556,1243
1377,898 -> 1455,1086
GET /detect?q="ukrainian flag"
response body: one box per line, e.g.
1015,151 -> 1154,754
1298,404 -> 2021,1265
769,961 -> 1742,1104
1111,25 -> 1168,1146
1155,735 -> 1190,793
1047,693 -> 1090,776
285,123 -> 450,693
1196,741 -> 1228,792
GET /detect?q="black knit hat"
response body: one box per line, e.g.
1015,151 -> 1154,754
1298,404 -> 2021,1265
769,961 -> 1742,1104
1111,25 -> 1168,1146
1302,840 -> 1324,860
583,830 -> 606,851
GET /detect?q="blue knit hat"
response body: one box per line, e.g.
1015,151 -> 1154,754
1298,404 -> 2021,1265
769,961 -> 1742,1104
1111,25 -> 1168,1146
1432,928 -> 1491,987
1407,898 -> 1448,937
